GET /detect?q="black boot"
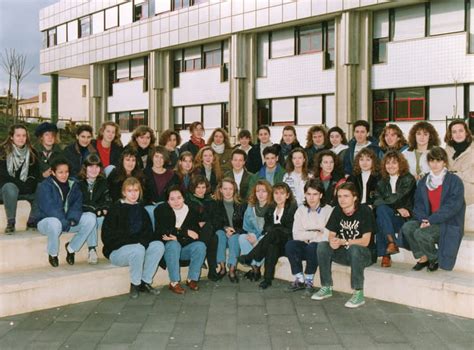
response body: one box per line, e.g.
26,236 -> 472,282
48,255 -> 59,267
130,284 -> 140,299
65,243 -> 75,265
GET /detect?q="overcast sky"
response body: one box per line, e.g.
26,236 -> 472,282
0,0 -> 57,98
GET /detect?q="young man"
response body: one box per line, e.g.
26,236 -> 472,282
343,120 -> 382,176
247,126 -> 273,173
248,145 -> 285,190
225,149 -> 253,200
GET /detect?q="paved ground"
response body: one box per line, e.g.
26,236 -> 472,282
1,277 -> 473,350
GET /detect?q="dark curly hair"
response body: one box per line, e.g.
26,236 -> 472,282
352,147 -> 379,176
407,121 -> 440,151
380,151 -> 410,178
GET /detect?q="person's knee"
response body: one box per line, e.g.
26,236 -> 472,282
165,240 -> 181,253
317,241 -> 331,254
148,240 -> 165,254
2,183 -> 19,198
238,234 -> 247,245
81,212 -> 97,227
376,204 -> 392,217
348,245 -> 370,260
192,241 -> 207,254
44,218 -> 63,236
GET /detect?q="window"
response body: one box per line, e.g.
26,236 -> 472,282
393,4 -> 426,41
173,0 -> 191,11
270,28 -> 295,58
373,10 -> 390,64
67,20 -> 78,41
257,33 -> 269,77
120,2 -> 133,26
117,61 -> 130,81
173,59 -> 182,88
184,46 -> 202,71
48,28 -> 56,47
134,0 -> 149,21
272,98 -> 296,125
130,58 -> 145,78
82,85 -> 87,98
92,12 -> 104,34
324,21 -> 335,69
298,96 -> 323,125
110,57 -> 148,86
57,24 -> 67,44
108,64 -> 116,96
185,57 -> 201,71
373,38 -> 388,64
299,24 -> 323,54
257,100 -> 270,126
204,48 -> 222,68
114,110 -> 148,131
174,103 -> 225,130
373,90 -> 390,121
394,88 -> 425,121
203,104 -> 222,129
105,6 -> 119,30
42,92 -> 47,103
174,107 -> 184,130
79,16 -> 91,38
222,103 -> 229,131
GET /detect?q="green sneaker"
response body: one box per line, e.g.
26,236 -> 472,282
311,286 -> 333,300
344,290 -> 365,308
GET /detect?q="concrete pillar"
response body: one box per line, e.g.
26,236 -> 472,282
50,74 -> 58,124
89,64 -> 107,131
149,51 -> 172,133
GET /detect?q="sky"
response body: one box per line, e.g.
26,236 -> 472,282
0,0 -> 57,98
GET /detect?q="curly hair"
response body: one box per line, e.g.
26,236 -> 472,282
247,179 -> 274,207
193,146 -> 223,180
113,149 -> 144,183
285,147 -> 309,180
380,151 -> 410,178
305,125 -> 327,148
407,121 -> 440,151
214,177 -> 241,204
207,128 -> 232,149
326,126 -> 348,148
445,119 -> 473,146
150,145 -> 171,167
352,147 -> 379,176
312,150 -> 340,177
97,121 -> 122,146
129,125 -> 156,150
379,124 -> 407,151
159,129 -> 182,148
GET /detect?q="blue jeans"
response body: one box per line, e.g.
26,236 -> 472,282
285,240 -> 319,275
216,230 -> 240,267
38,212 -> 97,256
110,241 -> 165,286
164,240 -> 206,282
0,182 -> 38,222
86,215 -> 104,248
376,205 -> 405,256
145,203 -> 163,231
238,233 -> 263,266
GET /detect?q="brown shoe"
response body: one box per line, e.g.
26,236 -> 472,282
381,255 -> 391,268
168,283 -> 185,295
186,280 -> 199,291
386,242 -> 399,255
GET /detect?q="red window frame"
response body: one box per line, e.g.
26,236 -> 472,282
394,97 -> 425,121
373,99 -> 389,121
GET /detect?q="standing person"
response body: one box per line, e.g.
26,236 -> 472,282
402,147 -> 465,272
326,126 -> 349,165
247,125 -> 273,173
34,122 -> 62,180
285,179 -> 333,293
37,158 -> 96,267
62,124 -> 96,177
282,147 -> 310,207
213,178 -> 247,283
207,127 -> 233,172
239,180 -> 273,281
343,120 -> 383,176
305,125 -> 328,169
312,150 -> 346,206
107,149 -> 144,202
125,125 -> 156,170
311,182 -> 375,308
238,183 -> 297,289
379,124 -> 408,154
175,151 -> 194,192
235,129 -> 252,154
159,129 -> 181,170
92,121 -> 123,177
347,148 -> 380,207
77,154 -> 112,264
225,149 -> 253,201
102,177 -> 164,299
279,126 -> 302,166
186,175 -> 219,281
179,121 -> 206,157
444,120 -> 473,218
373,151 -> 416,267
0,124 -> 40,233
402,121 -> 440,181
193,146 -> 222,192
248,145 -> 285,189
155,186 -> 207,294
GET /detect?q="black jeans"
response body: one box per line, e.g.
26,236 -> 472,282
285,240 -> 319,275
199,222 -> 218,272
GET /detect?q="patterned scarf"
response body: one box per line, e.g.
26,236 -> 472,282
190,136 -> 205,149
426,168 -> 448,191
7,145 -> 30,182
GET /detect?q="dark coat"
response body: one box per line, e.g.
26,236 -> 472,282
224,169 -> 253,201
91,139 -> 123,168
78,176 -> 112,215
179,140 -> 201,157
347,173 -> 380,206
186,193 -> 215,223
246,144 -> 264,174
374,173 -> 416,213
305,145 -> 327,170
411,172 -> 466,270
36,177 -> 82,231
278,142 -> 302,167
102,201 -> 155,258
107,168 -> 145,203
211,200 -> 247,234
62,142 -> 97,177
193,166 -> 219,193
34,143 -> 63,177
0,151 -> 40,195
143,168 -> 179,205
154,203 -> 202,247
316,171 -> 346,206
262,202 -> 298,243
343,137 -> 383,176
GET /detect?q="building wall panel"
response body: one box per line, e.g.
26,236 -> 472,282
107,80 -> 148,113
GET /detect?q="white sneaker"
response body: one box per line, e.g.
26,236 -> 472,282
88,249 -> 98,264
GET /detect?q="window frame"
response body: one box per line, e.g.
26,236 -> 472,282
394,97 -> 426,121
113,110 -> 149,132
133,0 -> 149,22
78,15 -> 91,38
298,24 -> 323,55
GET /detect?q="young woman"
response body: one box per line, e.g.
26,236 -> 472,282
34,122 -> 62,180
444,120 -> 473,211
312,150 -> 346,206
279,126 -> 302,166
186,175 -> 218,281
92,121 -> 123,176
193,146 -> 222,193
180,121 -> 206,157
102,177 -> 164,299
402,147 -> 465,272
78,154 -> 112,264
159,129 -> 181,170
373,151 -> 416,267
238,182 -> 297,289
107,149 -> 144,202
62,124 -> 96,177
379,124 -> 408,154
207,127 -> 233,172
282,147 -> 310,207
37,158 -> 96,267
326,126 -> 349,165
305,125 -> 328,169
235,129 -> 252,154
311,182 -> 375,308
347,148 -> 380,207
285,179 -> 333,293
143,146 -> 178,228
239,180 -> 273,281
247,125 -> 273,173
402,121 -> 441,180
175,151 -> 194,192
212,178 -> 246,283
155,186 -> 207,294
0,124 -> 39,233
125,125 -> 156,170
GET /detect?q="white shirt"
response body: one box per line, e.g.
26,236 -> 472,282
173,204 -> 189,228
292,205 -> 334,242
233,169 -> 244,190
354,141 -> 371,159
389,175 -> 399,194
273,207 -> 284,224
361,170 -> 371,204
282,172 -> 306,207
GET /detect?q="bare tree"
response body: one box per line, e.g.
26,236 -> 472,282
0,48 -> 16,116
12,53 -> 34,122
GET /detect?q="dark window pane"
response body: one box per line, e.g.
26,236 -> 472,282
257,100 -> 270,126
395,100 -> 409,119
410,99 -> 424,118
118,112 -> 130,131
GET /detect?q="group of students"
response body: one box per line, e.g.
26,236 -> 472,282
0,117 -> 470,307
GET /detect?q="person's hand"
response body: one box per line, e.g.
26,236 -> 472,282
162,234 -> 177,241
225,227 -> 235,237
198,221 -> 205,228
187,230 -> 199,240
397,208 -> 410,218
329,237 -> 342,250
102,210 -> 107,216
420,220 -> 430,229
246,233 -> 257,244
42,169 -> 52,178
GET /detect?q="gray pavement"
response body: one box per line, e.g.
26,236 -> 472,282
1,277 -> 473,349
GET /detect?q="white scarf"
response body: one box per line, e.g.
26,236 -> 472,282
331,143 -> 349,155
7,145 -> 30,182
211,142 -> 225,154
426,168 -> 448,191
173,204 -> 189,228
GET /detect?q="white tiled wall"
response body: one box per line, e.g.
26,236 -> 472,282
107,80 -> 149,113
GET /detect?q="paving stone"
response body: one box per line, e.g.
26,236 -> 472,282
295,303 -> 328,324
237,306 -> 267,324
236,324 -> 271,350
131,332 -> 170,349
329,313 -> 367,334
176,304 -> 209,323
182,290 -> 213,305
36,320 -> 81,342
96,344 -> 131,350
63,331 -> 105,349
0,320 -> 19,338
339,333 -> 377,349
205,313 -> 237,335
270,334 -> 309,350
267,315 -> 303,335
388,314 -> 432,334
265,298 -> 296,315
25,341 -> 62,350
302,329 -> 341,345
151,300 -> 182,314
237,292 -> 265,306
140,313 -> 177,333
169,322 -> 205,345
203,334 -> 237,350
116,305 -> 151,323
78,312 -> 118,332
100,322 -> 142,344
306,345 -> 345,350
96,298 -> 128,313
366,322 -> 409,344
14,313 -> 55,331
1,329 -> 42,350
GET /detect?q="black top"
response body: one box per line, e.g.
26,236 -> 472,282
143,167 -> 179,205
91,139 -> 123,168
346,173 -> 380,206
262,202 -> 297,242
373,173 -> 416,212
326,204 -> 375,241
0,150 -> 40,195
62,142 -> 97,177
78,176 -> 112,216
211,200 -> 247,233
246,144 -> 263,174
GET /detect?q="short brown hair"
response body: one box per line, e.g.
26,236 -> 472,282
121,177 -> 143,199
427,146 -> 448,163
407,121 -> 440,151
159,129 -> 182,147
150,145 -> 170,167
248,180 -> 274,207
380,151 -> 410,178
189,121 -> 203,133
445,120 -> 472,146
189,174 -> 211,194
352,148 -> 379,176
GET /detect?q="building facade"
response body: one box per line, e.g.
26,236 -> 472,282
39,0 -> 474,144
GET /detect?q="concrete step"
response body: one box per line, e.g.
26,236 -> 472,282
274,258 -> 474,319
